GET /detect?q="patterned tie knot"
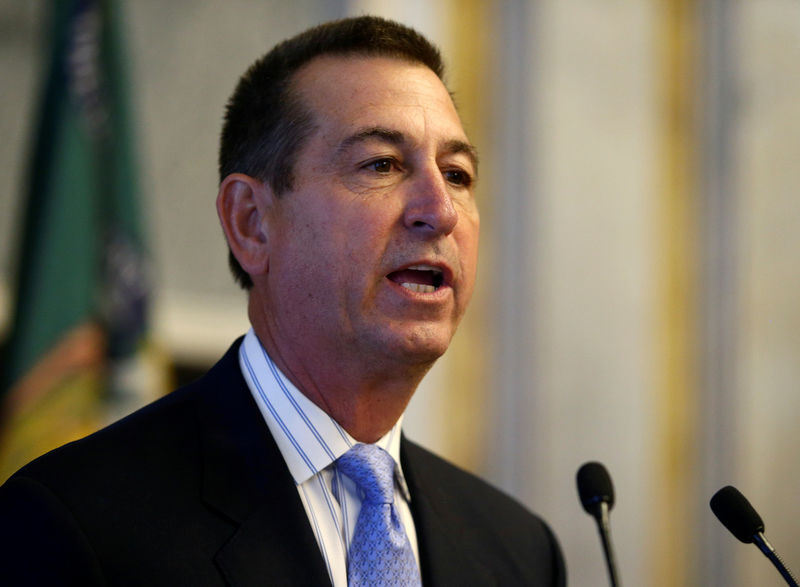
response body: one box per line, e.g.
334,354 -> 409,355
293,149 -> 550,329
337,443 -> 395,505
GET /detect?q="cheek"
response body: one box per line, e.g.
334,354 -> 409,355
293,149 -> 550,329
272,218 -> 334,291
344,203 -> 398,255
454,219 -> 480,302
457,214 -> 480,264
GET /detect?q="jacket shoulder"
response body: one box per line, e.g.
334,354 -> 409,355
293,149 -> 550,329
0,340 -> 254,585
10,339 -> 245,489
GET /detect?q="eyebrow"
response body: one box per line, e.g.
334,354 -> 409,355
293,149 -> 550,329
443,138 -> 480,172
336,126 -> 479,171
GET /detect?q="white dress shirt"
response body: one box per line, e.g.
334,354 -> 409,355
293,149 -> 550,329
238,329 -> 420,586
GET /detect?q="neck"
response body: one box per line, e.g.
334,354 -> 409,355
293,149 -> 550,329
249,299 -> 434,443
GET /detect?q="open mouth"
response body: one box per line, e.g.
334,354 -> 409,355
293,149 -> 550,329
386,264 -> 445,294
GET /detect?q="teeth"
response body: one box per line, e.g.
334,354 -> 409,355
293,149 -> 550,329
401,283 -> 436,293
408,264 -> 442,276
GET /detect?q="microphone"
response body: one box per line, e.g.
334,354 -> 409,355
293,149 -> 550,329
710,485 -> 799,587
576,461 -> 621,587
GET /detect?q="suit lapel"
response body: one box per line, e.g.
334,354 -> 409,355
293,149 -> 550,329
195,341 -> 331,586
401,438 -> 497,587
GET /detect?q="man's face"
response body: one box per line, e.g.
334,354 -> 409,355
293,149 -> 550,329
261,55 -> 480,372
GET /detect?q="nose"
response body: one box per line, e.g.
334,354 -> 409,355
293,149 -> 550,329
403,167 -> 459,236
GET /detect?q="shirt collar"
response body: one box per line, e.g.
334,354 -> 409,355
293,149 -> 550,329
238,329 -> 411,500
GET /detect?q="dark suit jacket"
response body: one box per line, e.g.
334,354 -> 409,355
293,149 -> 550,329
0,340 -> 565,586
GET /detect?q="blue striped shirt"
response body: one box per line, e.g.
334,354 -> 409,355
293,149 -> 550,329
238,329 -> 420,586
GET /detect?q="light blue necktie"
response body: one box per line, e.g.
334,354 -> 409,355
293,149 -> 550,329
337,444 -> 422,586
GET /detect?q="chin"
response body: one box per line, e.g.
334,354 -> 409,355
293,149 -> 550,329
387,327 -> 454,365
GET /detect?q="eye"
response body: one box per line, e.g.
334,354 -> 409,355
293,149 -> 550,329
444,168 -> 473,187
363,158 -> 397,173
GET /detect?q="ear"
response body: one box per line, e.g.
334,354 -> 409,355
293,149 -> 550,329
216,173 -> 273,278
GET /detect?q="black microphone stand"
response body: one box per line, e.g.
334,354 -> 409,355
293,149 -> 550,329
753,532 -> 799,587
577,461 -> 621,587
591,501 -> 621,587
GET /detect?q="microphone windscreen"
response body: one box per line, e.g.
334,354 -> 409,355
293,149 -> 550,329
710,485 -> 765,543
576,461 -> 615,513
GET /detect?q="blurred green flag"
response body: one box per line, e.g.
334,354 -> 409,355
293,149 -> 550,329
0,0 -> 165,481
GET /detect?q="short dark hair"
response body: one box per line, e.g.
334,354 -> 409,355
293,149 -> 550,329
219,16 -> 446,288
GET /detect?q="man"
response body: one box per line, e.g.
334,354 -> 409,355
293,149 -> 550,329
0,16 -> 565,585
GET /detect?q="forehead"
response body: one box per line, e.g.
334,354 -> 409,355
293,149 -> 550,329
291,55 -> 469,146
